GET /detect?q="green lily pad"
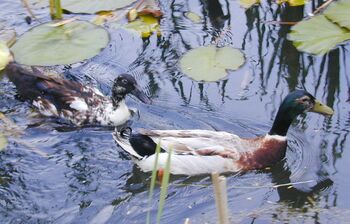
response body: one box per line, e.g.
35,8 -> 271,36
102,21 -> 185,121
288,15 -> 350,55
11,20 -> 109,66
62,0 -> 136,14
324,0 -> 350,30
179,45 -> 245,82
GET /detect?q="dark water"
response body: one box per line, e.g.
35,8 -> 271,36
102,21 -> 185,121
1,0 -> 350,223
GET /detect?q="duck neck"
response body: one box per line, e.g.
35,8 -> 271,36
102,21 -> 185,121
111,95 -> 125,108
268,108 -> 295,137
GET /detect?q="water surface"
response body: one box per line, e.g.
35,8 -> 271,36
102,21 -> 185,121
1,0 -> 350,223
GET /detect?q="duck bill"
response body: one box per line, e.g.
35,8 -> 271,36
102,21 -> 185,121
131,86 -> 152,104
310,99 -> 334,116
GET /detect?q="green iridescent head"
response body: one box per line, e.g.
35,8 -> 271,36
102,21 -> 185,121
269,90 -> 333,136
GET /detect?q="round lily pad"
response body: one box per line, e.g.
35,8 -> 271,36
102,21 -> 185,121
179,45 -> 245,82
11,20 -> 110,66
62,0 -> 136,14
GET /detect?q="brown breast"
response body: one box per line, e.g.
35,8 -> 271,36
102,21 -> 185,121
237,137 -> 287,171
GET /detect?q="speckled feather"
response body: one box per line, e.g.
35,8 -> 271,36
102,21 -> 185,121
7,63 -> 131,126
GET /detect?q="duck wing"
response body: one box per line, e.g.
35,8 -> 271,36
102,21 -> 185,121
6,63 -> 103,112
139,129 -> 260,157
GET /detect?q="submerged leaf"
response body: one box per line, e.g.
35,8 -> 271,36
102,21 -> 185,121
0,134 -> 7,151
179,45 -> 245,82
125,15 -> 160,38
11,20 -> 109,66
185,12 -> 202,23
324,0 -> 350,30
288,15 -> 350,55
61,0 -> 136,14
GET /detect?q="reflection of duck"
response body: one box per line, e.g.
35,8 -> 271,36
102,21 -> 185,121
6,63 -> 151,126
114,90 -> 333,175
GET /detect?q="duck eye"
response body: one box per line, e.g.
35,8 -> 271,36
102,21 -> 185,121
122,79 -> 128,84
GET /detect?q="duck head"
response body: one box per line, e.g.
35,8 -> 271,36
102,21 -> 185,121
112,74 -> 151,106
269,90 -> 333,136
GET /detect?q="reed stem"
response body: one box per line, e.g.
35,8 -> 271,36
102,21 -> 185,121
212,173 -> 229,224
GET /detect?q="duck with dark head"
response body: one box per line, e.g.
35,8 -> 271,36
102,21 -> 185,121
6,63 -> 151,127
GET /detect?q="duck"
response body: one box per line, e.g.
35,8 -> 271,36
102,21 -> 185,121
113,90 -> 334,175
5,62 -> 151,126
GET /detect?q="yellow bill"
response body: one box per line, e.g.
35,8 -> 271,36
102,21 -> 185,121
311,99 -> 334,115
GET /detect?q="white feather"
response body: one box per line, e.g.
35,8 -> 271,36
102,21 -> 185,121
137,153 -> 241,175
70,98 -> 88,111
103,100 -> 131,126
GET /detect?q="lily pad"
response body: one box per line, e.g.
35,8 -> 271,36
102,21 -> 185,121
0,42 -> 11,71
288,15 -> 350,55
179,45 -> 245,82
324,0 -> 350,30
62,0 -> 136,14
11,20 -> 109,66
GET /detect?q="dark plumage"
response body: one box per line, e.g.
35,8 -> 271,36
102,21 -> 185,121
6,63 -> 151,126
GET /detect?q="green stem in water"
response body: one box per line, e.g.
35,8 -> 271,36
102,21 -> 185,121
49,0 -> 55,18
54,0 -> 62,20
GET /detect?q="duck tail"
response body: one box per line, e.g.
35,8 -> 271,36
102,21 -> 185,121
5,63 -> 48,101
113,127 -> 159,159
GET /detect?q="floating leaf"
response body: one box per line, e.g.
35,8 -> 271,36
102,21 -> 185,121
239,0 -> 260,9
125,15 -> 160,38
179,45 -> 245,82
324,0 -> 350,30
277,0 -> 305,6
185,12 -> 202,23
288,15 -> 350,55
0,42 -> 11,71
11,20 -> 109,66
0,134 -> 7,151
61,0 -> 136,14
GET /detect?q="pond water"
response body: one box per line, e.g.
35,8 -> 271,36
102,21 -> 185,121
1,0 -> 350,223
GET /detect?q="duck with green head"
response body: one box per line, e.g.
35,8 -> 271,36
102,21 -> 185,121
114,90 -> 334,175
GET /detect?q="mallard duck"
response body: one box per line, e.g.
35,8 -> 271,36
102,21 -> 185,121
113,90 -> 333,175
6,62 -> 151,126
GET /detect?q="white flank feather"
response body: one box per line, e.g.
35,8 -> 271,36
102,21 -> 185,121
70,98 -> 89,111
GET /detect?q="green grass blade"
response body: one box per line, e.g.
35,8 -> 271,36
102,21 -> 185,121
146,141 -> 161,224
156,147 -> 172,224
